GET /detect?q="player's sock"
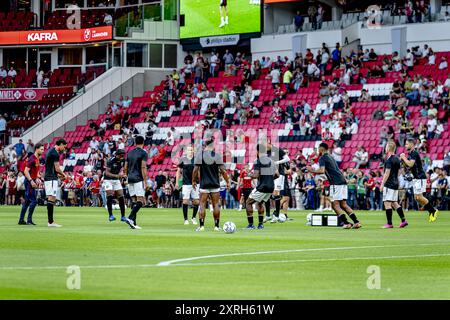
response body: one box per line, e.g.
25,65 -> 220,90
385,208 -> 393,225
19,200 -> 29,222
225,16 -> 228,24
128,201 -> 142,223
338,213 -> 349,225
220,17 -> 224,26
348,213 -> 359,224
424,202 -> 436,214
199,218 -> 205,227
214,219 -> 220,228
258,215 -> 264,226
265,201 -> 271,218
47,201 -> 55,224
274,197 -> 281,217
247,216 -> 254,225
182,204 -> 188,221
396,207 -> 406,222
192,205 -> 198,219
118,196 -> 125,218
107,195 -> 114,216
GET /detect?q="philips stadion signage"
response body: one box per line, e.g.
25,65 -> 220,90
0,26 -> 112,45
200,35 -> 240,48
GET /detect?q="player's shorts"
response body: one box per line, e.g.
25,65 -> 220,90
44,180 -> 59,197
323,186 -> 330,197
182,184 -> 200,200
103,179 -> 123,192
199,188 -> 220,194
220,0 -> 227,7
220,189 -> 227,199
383,187 -> 399,202
241,188 -> 252,200
330,185 -> 347,201
274,175 -> 285,191
412,179 -> 427,195
128,181 -> 145,197
249,189 -> 272,203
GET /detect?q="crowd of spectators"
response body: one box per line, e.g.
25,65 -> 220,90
0,41 -> 449,210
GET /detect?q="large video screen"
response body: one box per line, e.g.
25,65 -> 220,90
180,0 -> 261,39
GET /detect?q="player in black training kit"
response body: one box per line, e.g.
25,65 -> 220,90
103,149 -> 126,222
192,137 -> 230,232
400,138 -> 439,222
124,136 -> 148,229
176,146 -> 199,225
266,140 -> 291,223
307,142 -> 361,229
44,139 -> 67,228
381,141 -> 408,228
245,145 -> 279,229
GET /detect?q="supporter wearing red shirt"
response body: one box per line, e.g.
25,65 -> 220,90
190,95 -> 200,115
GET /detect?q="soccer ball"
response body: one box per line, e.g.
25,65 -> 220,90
278,213 -> 287,223
113,204 -> 120,210
223,221 -> 237,234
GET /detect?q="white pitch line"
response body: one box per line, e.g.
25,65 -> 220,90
0,253 -> 449,271
156,242 -> 450,266
172,253 -> 450,267
1,243 -> 449,271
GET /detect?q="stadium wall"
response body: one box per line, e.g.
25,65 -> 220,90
251,21 -> 450,59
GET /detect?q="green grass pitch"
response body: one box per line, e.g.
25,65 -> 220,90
180,0 -> 260,39
0,206 -> 449,299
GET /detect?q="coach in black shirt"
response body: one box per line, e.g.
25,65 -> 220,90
307,142 -> 361,229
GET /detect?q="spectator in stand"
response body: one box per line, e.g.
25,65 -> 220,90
439,57 -> 448,70
13,139 -> 25,158
268,66 -> 280,88
0,115 -> 7,144
294,11 -> 304,32
103,12 -> 113,25
223,50 -> 234,73
0,66 -> 7,78
210,52 -> 219,77
8,67 -> 17,78
89,137 -> 100,151
352,146 -> 369,169
358,89 -> 372,102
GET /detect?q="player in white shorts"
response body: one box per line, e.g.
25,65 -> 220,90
103,149 -> 126,222
176,146 -> 199,225
123,136 -> 148,229
43,139 -> 67,228
307,142 -> 361,229
245,146 -> 279,229
400,138 -> 439,222
381,142 -> 408,228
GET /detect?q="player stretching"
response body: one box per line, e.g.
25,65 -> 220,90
266,141 -> 291,223
124,136 -> 148,230
192,138 -> 230,232
219,0 -> 228,28
246,146 -> 279,229
176,146 -> 199,225
18,143 -> 44,225
307,142 -> 361,229
103,149 -> 127,222
381,142 -> 408,228
400,138 -> 439,222
44,139 -> 67,228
